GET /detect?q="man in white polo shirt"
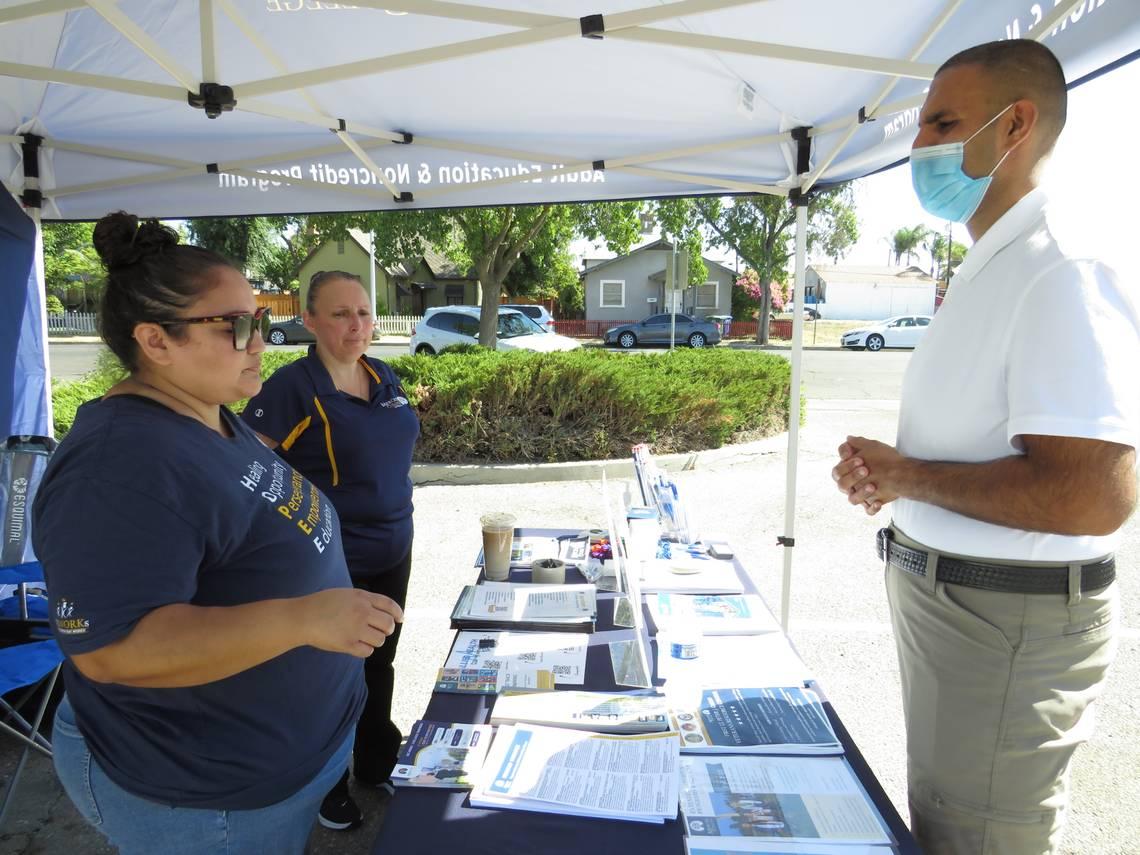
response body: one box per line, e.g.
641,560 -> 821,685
832,40 -> 1139,854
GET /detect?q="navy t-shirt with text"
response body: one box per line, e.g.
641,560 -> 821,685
32,395 -> 365,810
241,349 -> 419,574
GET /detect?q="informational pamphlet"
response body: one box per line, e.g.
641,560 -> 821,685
657,634 -> 812,692
679,756 -> 892,844
470,723 -> 680,823
434,630 -> 589,694
391,721 -> 493,789
450,582 -> 597,632
649,594 -> 781,635
670,687 -> 842,754
491,690 -> 671,734
686,840 -> 892,855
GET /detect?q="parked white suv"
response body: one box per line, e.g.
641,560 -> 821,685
501,303 -> 556,333
409,306 -> 580,355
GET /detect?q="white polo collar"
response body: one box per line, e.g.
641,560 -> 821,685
953,187 -> 1048,285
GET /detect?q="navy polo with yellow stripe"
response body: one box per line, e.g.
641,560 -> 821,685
241,347 -> 419,575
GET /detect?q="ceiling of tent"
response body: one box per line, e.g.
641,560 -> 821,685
1,0 -> 1136,220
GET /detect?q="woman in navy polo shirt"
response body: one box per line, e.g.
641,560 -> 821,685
32,213 -> 402,855
242,270 -> 419,830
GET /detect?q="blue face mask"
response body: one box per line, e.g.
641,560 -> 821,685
910,104 -> 1015,223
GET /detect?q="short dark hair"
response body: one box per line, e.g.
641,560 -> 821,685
306,270 -> 365,314
92,211 -> 237,372
938,39 -> 1067,154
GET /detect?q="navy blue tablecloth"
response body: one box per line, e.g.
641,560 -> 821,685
371,529 -> 918,854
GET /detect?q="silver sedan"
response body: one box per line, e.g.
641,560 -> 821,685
603,313 -> 722,349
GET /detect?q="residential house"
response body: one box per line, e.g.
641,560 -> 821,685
804,264 -> 936,320
580,239 -> 737,323
297,230 -> 479,315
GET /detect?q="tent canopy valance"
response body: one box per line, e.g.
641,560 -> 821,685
3,0 -> 1136,221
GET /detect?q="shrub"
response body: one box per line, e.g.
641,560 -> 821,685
52,348 -> 795,462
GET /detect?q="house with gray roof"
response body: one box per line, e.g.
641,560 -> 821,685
298,230 -> 478,315
580,239 -> 737,323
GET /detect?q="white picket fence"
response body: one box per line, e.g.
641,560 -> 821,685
46,311 -> 98,334
373,314 -> 422,336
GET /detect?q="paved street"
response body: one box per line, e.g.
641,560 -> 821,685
11,344 -> 1136,854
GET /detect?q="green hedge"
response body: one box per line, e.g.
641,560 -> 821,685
52,348 -> 796,463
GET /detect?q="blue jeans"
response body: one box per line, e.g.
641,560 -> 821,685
52,696 -> 352,855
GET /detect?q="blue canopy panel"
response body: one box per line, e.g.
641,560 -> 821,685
0,0 -> 1135,220
0,187 -> 48,439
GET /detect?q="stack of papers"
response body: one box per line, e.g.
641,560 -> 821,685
648,594 -> 781,635
450,583 -> 597,632
658,634 -> 812,692
640,555 -> 745,594
509,534 -> 590,568
435,630 -> 589,694
679,755 -> 892,844
491,690 -> 671,734
390,721 -> 493,789
669,687 -> 842,754
470,723 -> 680,823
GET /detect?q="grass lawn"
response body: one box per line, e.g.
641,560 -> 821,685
765,317 -> 873,347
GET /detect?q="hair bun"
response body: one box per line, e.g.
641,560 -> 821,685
93,211 -> 179,270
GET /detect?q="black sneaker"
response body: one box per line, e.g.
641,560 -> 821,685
355,774 -> 397,800
318,791 -> 363,831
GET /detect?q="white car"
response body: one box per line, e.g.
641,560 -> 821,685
841,315 -> 932,351
409,306 -> 581,355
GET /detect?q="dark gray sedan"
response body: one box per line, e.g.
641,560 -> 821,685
265,316 -> 316,346
603,313 -> 722,349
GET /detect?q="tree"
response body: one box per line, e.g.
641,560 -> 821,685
259,215 -> 326,292
186,217 -> 277,278
889,224 -> 929,267
928,232 -> 968,282
42,221 -> 102,310
655,187 -> 858,344
343,203 -> 643,347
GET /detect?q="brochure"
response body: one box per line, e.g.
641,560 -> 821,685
391,721 -> 493,789
649,594 -> 781,635
679,755 -> 892,844
686,841 -> 891,855
670,687 -> 842,754
491,690 -> 671,734
657,634 -> 812,692
470,723 -> 680,823
434,630 -> 589,695
450,582 -> 597,632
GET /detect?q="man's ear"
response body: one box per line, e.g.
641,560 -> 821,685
1004,98 -> 1038,152
132,322 -> 176,367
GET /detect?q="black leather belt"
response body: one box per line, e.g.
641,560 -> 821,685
877,528 -> 1115,595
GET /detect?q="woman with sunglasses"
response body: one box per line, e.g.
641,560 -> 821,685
32,213 -> 403,855
241,269 -> 419,831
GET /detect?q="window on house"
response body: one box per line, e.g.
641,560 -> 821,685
600,280 -> 625,308
336,240 -> 345,255
445,284 -> 465,306
695,282 -> 717,308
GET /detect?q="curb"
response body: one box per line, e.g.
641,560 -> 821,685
411,433 -> 788,486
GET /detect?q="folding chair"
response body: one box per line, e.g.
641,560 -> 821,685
0,598 -> 63,827
0,437 -> 62,827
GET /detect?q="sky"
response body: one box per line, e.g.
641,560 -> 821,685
574,58 -> 1140,290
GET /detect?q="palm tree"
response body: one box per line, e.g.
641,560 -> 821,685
890,225 -> 929,267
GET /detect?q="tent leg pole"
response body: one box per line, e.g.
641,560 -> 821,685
29,207 -> 54,438
780,203 -> 808,631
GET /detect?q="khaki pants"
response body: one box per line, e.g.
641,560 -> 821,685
884,526 -> 1118,855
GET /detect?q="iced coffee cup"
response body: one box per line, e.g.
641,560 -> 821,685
480,512 -> 516,581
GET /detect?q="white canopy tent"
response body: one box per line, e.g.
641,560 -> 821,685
3,0 -> 1137,625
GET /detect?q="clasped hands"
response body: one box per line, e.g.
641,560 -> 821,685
832,435 -> 907,516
